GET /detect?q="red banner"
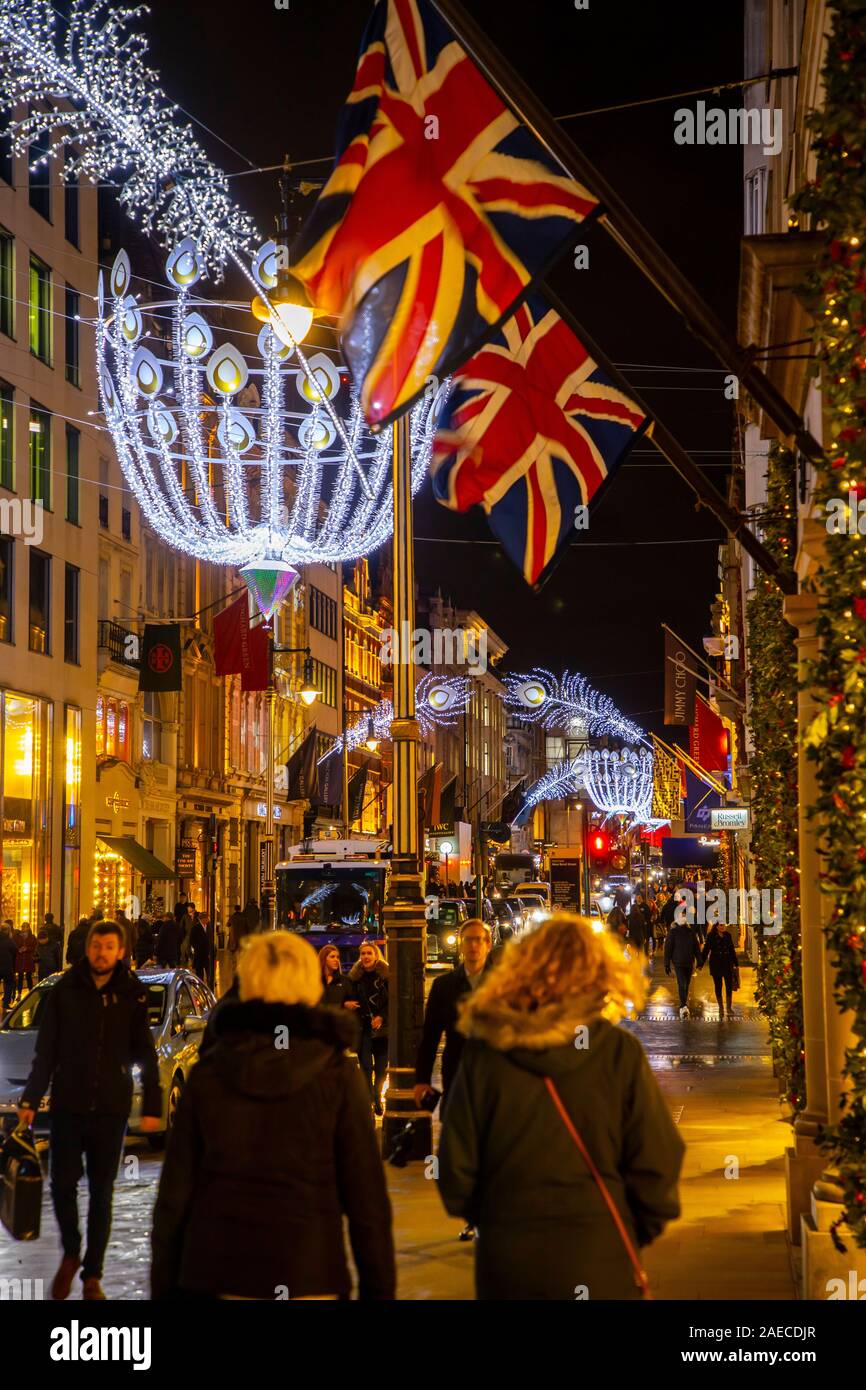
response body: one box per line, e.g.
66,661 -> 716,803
689,694 -> 729,772
214,596 -> 250,676
240,624 -> 270,692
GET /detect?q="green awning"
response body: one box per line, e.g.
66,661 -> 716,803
97,836 -> 177,880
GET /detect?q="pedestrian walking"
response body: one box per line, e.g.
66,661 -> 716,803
65,916 -> 90,968
437,914 -> 684,1299
173,892 -> 189,924
150,931 -> 395,1300
701,921 -> 739,1019
243,897 -> 261,935
17,920 -> 162,1300
663,917 -> 703,1018
189,910 -> 209,983
0,922 -> 16,1013
415,919 -> 496,1243
606,902 -> 628,939
156,914 -> 182,968
625,901 -> 645,957
15,922 -> 36,997
348,943 -> 389,1115
227,904 -> 247,953
319,945 -> 356,1009
36,929 -> 62,980
134,917 -> 156,968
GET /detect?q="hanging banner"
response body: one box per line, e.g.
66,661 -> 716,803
651,736 -> 681,822
683,766 -> 722,833
138,624 -> 182,693
286,727 -> 319,803
690,692 -> 730,773
663,629 -> 698,726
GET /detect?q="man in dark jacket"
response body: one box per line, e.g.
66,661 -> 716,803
65,916 -> 91,967
625,903 -> 645,955
415,921 -> 495,1106
227,904 -> 247,953
663,912 -> 703,1018
0,923 -> 15,1012
17,921 -> 162,1300
243,897 -> 261,935
156,914 -> 182,968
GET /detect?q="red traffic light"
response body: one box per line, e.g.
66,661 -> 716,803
590,830 -> 610,858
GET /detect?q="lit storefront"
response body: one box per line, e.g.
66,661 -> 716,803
62,706 -> 83,928
0,690 -> 52,927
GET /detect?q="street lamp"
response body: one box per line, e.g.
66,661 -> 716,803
440,839 -> 454,891
365,716 -> 379,753
264,641 -> 318,929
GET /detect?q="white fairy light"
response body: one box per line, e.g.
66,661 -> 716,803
324,674 -> 472,760
504,668 -> 646,745
581,747 -> 654,823
513,759 -> 583,825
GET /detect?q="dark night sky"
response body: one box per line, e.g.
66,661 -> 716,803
145,0 -> 744,737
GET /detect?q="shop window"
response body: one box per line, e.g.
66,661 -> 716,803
1,691 -> 52,927
95,694 -> 105,758
97,696 -> 130,762
142,691 -> 162,762
65,425 -> 79,523
64,562 -> 79,663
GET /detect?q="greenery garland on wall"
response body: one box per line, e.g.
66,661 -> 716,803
793,0 -> 866,1247
747,445 -> 803,1117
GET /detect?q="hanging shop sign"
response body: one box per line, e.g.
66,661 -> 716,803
710,807 -> 750,830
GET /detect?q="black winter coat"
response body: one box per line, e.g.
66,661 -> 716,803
625,908 -> 645,950
150,1000 -> 395,1300
65,922 -> 89,966
664,923 -> 702,971
0,934 -> 16,976
415,960 -> 495,1097
438,1017 -> 684,1300
21,958 -> 162,1118
135,922 -> 156,966
348,961 -> 389,1038
157,919 -> 182,968
189,919 -> 209,979
321,972 -> 355,1009
701,927 -> 737,976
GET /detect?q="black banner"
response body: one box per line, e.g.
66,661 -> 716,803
348,762 -> 368,822
286,727 -> 319,803
664,628 -> 698,726
138,624 -> 182,692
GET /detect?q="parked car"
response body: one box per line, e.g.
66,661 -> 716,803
0,967 -> 215,1148
426,898 -> 468,964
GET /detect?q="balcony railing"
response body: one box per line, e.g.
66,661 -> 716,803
98,619 -> 139,666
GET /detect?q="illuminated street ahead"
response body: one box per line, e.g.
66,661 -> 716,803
0,961 -> 794,1301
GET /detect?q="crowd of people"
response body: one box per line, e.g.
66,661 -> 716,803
9,900 -> 689,1301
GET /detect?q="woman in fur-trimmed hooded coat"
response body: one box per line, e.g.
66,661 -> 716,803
437,915 -> 684,1300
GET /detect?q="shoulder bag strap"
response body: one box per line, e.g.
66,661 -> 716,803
544,1075 -> 652,1299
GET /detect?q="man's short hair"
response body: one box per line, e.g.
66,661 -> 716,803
86,920 -> 125,949
460,918 -> 492,942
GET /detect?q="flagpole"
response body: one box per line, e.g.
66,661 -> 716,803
429,0 -> 824,471
383,412 -> 431,1157
661,622 -> 746,707
538,287 -> 797,594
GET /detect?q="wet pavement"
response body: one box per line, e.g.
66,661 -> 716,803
0,956 -> 795,1300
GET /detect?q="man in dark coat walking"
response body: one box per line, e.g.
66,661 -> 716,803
414,921 -> 495,1106
65,916 -> 90,967
0,922 -> 16,1012
17,921 -> 162,1300
664,915 -> 703,1018
156,914 -> 183,968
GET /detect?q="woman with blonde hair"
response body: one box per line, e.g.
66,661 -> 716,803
151,931 -> 395,1300
437,914 -> 684,1300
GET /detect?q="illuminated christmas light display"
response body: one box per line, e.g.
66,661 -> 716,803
581,747 -> 655,824
0,1 -> 443,579
504,668 -> 646,745
324,673 -> 471,760
512,759 -> 583,826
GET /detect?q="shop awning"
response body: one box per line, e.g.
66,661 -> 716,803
96,836 -> 177,880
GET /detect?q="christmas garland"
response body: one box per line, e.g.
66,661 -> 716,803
792,0 -> 866,1247
746,445 -> 803,1115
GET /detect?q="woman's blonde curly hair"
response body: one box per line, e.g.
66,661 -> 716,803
460,913 -> 647,1032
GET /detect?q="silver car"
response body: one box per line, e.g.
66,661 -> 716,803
0,968 -> 216,1148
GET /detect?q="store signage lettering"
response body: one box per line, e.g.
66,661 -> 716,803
105,793 -> 130,811
710,807 -> 750,830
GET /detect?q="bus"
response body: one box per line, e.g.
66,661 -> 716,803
493,851 -> 539,893
275,839 -> 389,966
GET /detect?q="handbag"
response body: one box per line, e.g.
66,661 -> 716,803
1,1123 -> 43,1241
732,963 -> 741,992
544,1075 -> 652,1299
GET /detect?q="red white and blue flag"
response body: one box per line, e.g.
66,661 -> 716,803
291,0 -> 598,428
432,296 -> 648,589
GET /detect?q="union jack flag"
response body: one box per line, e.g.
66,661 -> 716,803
432,296 -> 648,589
291,0 -> 598,429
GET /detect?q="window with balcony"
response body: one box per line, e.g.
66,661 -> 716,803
0,229 -> 13,339
65,286 -> 80,386
29,256 -> 52,364
28,548 -> 50,654
29,404 -> 51,509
